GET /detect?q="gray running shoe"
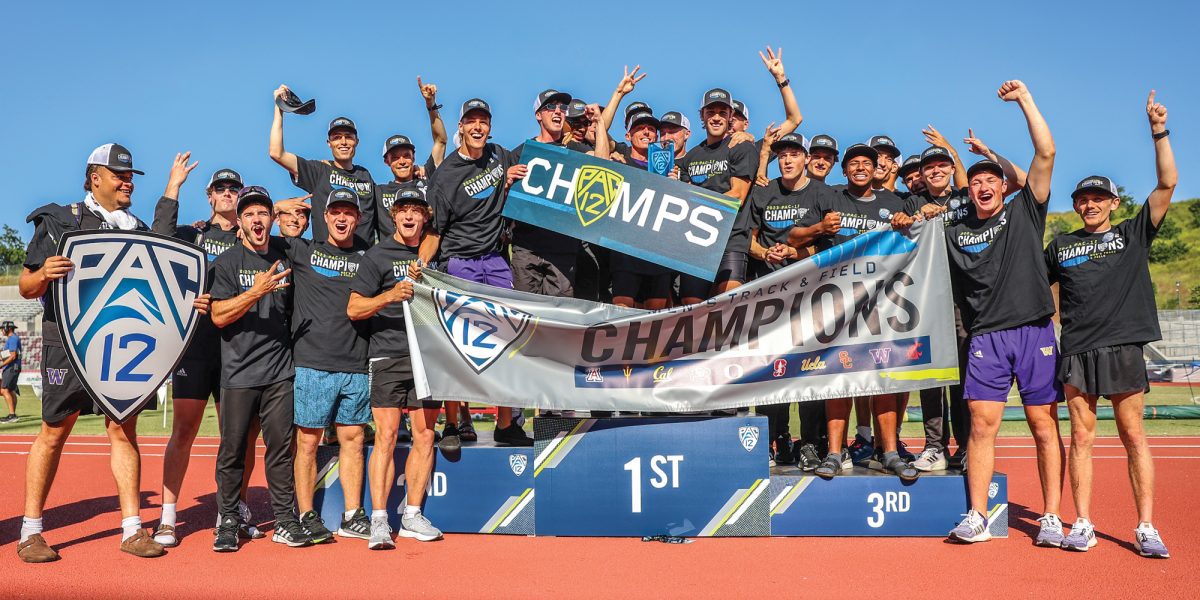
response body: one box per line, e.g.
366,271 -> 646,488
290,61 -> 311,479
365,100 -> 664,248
368,516 -> 395,550
912,446 -> 948,472
398,512 -> 443,542
949,510 -> 991,543
1134,525 -> 1170,558
1061,519 -> 1097,551
1036,514 -> 1065,547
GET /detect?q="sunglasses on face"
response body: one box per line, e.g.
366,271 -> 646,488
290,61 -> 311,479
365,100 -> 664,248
212,185 -> 242,193
540,103 -> 570,113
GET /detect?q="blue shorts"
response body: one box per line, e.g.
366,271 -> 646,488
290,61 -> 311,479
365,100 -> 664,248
964,318 -> 1062,406
294,367 -> 370,428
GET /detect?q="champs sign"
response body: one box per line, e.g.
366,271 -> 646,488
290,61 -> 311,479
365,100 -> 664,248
503,141 -> 740,280
55,230 -> 206,422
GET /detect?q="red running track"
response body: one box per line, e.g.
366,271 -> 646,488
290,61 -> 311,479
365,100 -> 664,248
1,434 -> 1197,598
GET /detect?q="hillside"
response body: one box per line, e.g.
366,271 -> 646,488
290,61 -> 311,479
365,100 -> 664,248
1044,196 -> 1200,309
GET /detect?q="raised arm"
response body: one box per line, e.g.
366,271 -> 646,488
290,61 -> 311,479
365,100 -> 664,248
269,85 -> 301,176
964,128 -> 1029,196
760,46 -> 802,137
998,80 -> 1054,202
1145,90 -> 1176,226
419,76 -> 448,168
922,125 -> 967,189
154,152 -> 199,235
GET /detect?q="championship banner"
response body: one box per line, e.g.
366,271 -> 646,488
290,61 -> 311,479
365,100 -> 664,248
408,219 -> 958,412
55,230 -> 206,422
502,141 -> 740,280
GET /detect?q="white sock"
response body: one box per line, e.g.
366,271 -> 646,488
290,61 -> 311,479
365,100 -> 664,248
1074,517 -> 1092,527
121,516 -> 142,541
160,503 -> 177,527
403,505 -> 421,518
857,426 -> 873,442
20,517 -> 43,543
371,510 -> 388,520
1137,521 -> 1155,531
344,510 -> 356,520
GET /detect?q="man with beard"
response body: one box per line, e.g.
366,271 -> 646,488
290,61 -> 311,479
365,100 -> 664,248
349,190 -> 443,547
947,81 -> 1063,546
270,84 -> 377,244
377,77 -> 448,239
210,186 -> 308,551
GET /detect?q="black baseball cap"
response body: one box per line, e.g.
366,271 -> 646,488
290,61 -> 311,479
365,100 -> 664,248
841,143 -> 879,167
567,99 -> 588,119
1071,175 -> 1120,199
534,89 -> 572,112
919,146 -> 954,167
391,189 -> 429,210
87,143 -> 144,175
770,133 -> 808,154
276,88 -> 316,115
700,88 -> 733,111
626,111 -> 660,130
207,168 -> 243,189
236,186 -> 273,213
967,159 -> 1005,180
809,134 -> 839,157
898,155 -> 922,178
328,117 -> 357,135
624,101 -> 652,127
659,111 -> 691,131
869,135 -> 901,159
382,134 -> 415,157
327,188 -> 360,211
732,99 -> 749,120
460,98 -> 492,120
1,321 -> 16,330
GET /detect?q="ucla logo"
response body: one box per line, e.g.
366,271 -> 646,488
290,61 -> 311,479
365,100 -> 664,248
509,454 -> 528,476
738,425 -> 759,452
574,165 -> 623,227
55,231 -> 206,422
434,289 -> 532,373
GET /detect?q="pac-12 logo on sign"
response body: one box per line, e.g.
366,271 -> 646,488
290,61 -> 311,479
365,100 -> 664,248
509,454 -> 528,476
738,426 -> 760,452
55,230 -> 206,423
433,289 -> 532,373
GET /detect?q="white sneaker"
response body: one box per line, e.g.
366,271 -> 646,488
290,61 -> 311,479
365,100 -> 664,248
399,512 -> 443,542
912,447 -> 948,471
368,516 -> 395,550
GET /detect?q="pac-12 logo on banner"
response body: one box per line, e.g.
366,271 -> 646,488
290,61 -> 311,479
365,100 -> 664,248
54,230 -> 206,423
433,289 -> 532,373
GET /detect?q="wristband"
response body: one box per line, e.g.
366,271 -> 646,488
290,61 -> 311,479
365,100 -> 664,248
777,78 -> 790,89
1153,129 -> 1169,140
428,103 -> 443,112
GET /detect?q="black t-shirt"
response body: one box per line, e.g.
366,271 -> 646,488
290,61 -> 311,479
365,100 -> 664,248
376,177 -> 429,239
797,187 -> 914,252
510,140 -> 581,256
349,236 -> 421,358
428,144 -> 514,259
283,238 -> 370,373
911,188 -> 974,226
293,156 -> 378,245
685,139 -> 758,255
748,178 -> 830,269
566,139 -> 594,153
1046,202 -> 1162,355
152,195 -> 241,361
944,187 -> 1054,336
210,242 -> 294,388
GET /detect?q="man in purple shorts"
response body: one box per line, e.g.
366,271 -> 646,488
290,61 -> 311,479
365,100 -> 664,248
418,97 -> 532,446
946,80 -> 1064,545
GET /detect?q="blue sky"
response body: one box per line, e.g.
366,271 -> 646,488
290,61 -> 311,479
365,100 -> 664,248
2,0 -> 1195,239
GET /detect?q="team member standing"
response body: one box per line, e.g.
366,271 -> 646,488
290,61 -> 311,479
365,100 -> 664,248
947,81 -> 1064,545
419,97 -> 531,447
349,190 -> 444,547
272,190 -> 374,544
152,158 -> 264,545
209,186 -> 309,551
17,144 -> 178,561
270,84 -> 377,244
898,155 -> 924,195
806,135 -> 839,184
1045,92 -> 1174,557
869,135 -> 902,192
1,321 -> 20,423
377,77 -> 449,239
276,200 -> 311,238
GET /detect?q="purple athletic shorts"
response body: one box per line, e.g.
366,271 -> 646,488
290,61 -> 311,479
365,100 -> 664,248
964,317 -> 1062,405
446,253 -> 513,289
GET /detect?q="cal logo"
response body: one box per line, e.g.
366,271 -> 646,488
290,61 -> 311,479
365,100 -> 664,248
574,165 -> 623,226
509,454 -> 528,476
55,230 -> 206,423
434,289 -> 532,373
738,425 -> 759,452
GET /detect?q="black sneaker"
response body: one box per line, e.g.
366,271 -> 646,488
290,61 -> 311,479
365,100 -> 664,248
459,422 -> 478,442
798,443 -> 821,472
439,424 -> 462,452
273,519 -> 313,547
494,423 -> 534,447
337,508 -> 371,540
0,414 -> 17,424
299,510 -> 333,544
774,434 -> 796,465
897,439 -> 916,462
213,516 -> 239,552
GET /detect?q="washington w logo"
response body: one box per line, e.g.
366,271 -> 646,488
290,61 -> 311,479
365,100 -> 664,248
433,290 -> 531,373
55,231 -> 206,422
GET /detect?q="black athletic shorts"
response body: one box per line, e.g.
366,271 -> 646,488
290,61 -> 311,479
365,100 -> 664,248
1059,343 -> 1150,397
172,357 -> 222,402
369,357 -> 441,410
40,344 -> 156,423
2,367 -> 18,392
679,250 -> 749,300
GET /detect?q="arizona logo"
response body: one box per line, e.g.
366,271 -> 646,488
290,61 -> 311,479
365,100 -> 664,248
573,165 -> 623,226
55,230 -> 206,422
509,454 -> 528,476
433,289 -> 532,373
738,425 -> 760,452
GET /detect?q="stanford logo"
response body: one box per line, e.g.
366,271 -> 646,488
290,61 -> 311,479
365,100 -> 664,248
772,359 -> 787,378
